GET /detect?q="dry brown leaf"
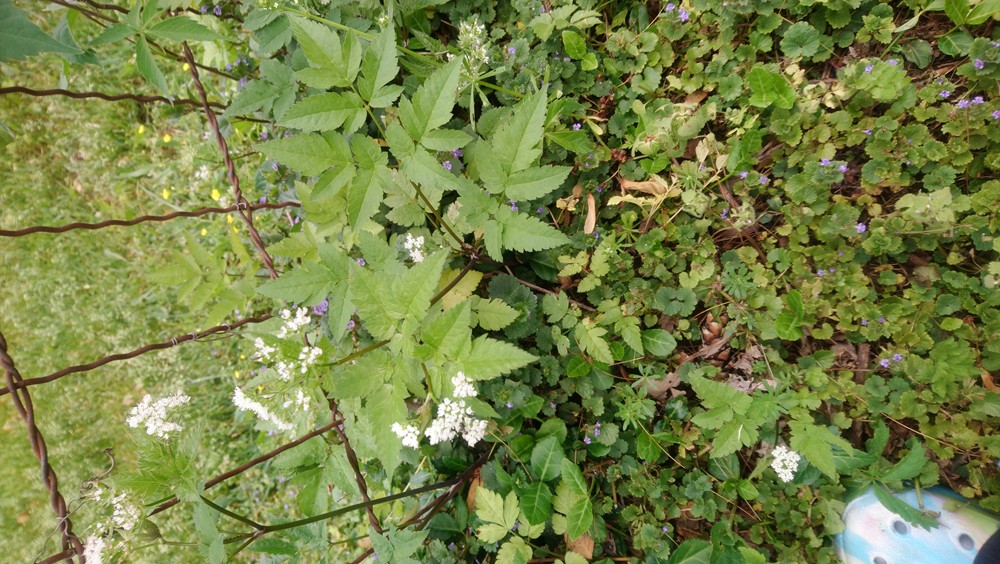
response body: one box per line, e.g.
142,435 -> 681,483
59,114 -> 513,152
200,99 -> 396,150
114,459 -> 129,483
684,90 -> 708,105
983,370 -> 998,392
466,475 -> 482,515
620,178 -> 668,195
646,371 -> 682,401
584,193 -> 597,234
565,532 -> 595,559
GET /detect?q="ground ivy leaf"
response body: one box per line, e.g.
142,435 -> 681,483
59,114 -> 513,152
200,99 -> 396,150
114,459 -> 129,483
746,64 -> 796,109
779,21 -> 821,58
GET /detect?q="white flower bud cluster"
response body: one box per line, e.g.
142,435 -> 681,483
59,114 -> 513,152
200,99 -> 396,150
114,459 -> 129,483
282,388 -> 310,412
451,371 -> 477,398
298,346 -> 322,373
770,445 -> 801,483
424,398 -> 487,446
253,337 -> 276,361
277,307 -> 311,338
403,233 -> 425,263
111,493 -> 141,531
457,18 -> 490,69
84,535 -> 106,564
233,387 -> 294,432
125,391 -> 190,439
391,423 -> 421,449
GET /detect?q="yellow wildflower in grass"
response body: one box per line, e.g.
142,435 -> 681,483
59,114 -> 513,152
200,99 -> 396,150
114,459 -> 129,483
211,188 -> 221,201
234,370 -> 240,379
231,225 -> 239,233
162,133 -> 172,143
182,63 -> 190,71
137,125 -> 145,134
227,215 -> 234,224
161,188 -> 171,199
200,228 -> 208,236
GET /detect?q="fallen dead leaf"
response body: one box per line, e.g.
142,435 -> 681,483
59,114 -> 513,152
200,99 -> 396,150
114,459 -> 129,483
584,193 -> 597,234
565,531 -> 595,559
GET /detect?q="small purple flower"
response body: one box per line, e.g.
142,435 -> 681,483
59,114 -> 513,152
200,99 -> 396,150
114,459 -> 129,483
940,90 -> 951,98
506,401 -> 513,408
856,222 -> 867,234
283,503 -> 289,510
593,428 -> 601,436
861,319 -> 868,326
972,96 -> 984,105
595,421 -> 601,427
442,160 -> 452,171
259,196 -> 267,204
993,110 -> 1000,119
200,5 -> 208,13
293,215 -> 301,225
596,185 -> 603,193
356,258 -> 366,266
721,208 -> 729,219
839,164 -> 848,173
739,171 -> 749,179
957,99 -> 971,109
537,207 -> 545,214
878,316 -> 886,323
451,148 -> 463,158
510,199 -> 518,211
593,231 -> 600,239
213,5 -> 221,16
572,122 -> 582,131
271,161 -> 279,171
260,130 -> 268,140
817,269 -> 826,276
880,359 -> 891,368
563,57 -> 571,62
820,158 -> 831,166
238,77 -> 247,89
312,299 -> 329,315
550,402 -> 557,409
665,2 -> 675,11
888,59 -> 899,65
507,46 -> 516,55
974,59 -> 985,70
759,175 -> 769,185
225,63 -> 233,71
662,526 -> 669,533
678,8 -> 689,21
864,64 -> 874,73
347,319 -> 356,330
892,353 -> 903,362
864,129 -> 872,135
584,436 -> 592,444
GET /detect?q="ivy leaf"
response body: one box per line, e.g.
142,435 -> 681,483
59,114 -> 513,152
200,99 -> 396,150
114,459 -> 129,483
779,22 -> 821,58
462,335 -> 538,380
503,165 -> 571,200
278,92 -> 364,132
400,57 -> 462,143
498,209 -> 571,253
518,482 -> 553,525
257,133 -> 351,176
358,27 -> 398,103
135,36 -> 169,95
746,64 -> 796,109
530,436 -> 565,481
493,88 -> 548,175
147,16 -> 224,42
0,0 -> 80,61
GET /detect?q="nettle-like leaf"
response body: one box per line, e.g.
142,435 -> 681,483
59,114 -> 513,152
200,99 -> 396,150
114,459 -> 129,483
492,88 -> 548,176
278,92 -> 365,132
475,298 -> 520,331
358,27 -> 402,107
0,0 -> 80,61
461,335 -> 537,380
495,207 -> 571,254
399,57 -> 463,144
476,487 -> 519,544
554,459 -> 593,540
146,16 -> 223,42
503,166 -> 571,200
789,419 -> 852,479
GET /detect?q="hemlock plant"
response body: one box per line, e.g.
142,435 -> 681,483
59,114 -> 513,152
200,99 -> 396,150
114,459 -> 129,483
2,0 -> 999,562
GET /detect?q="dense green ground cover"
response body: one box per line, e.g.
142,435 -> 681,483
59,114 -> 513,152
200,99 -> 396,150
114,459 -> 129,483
2,0 -> 999,562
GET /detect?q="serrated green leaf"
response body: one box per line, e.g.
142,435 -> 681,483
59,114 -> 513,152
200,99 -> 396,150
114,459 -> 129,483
421,128 -> 473,151
90,23 -> 135,46
346,165 -> 388,228
498,209 -> 571,253
562,30 -> 586,59
147,16 -> 223,42
358,27 -> 398,102
224,79 -> 280,118
789,420 -> 851,479
462,335 -> 538,380
519,482 -> 553,525
365,384 -> 407,478
546,130 -> 594,154
493,89 -> 548,175
135,36 -> 168,95
497,537 -> 532,564
390,250 -> 448,322
278,92 -> 364,132
476,298 -> 520,330
257,133 -> 351,176
0,0 -> 80,61
560,459 -> 588,496
288,15 -> 340,69
575,321 -> 613,364
257,261 -> 335,303
422,301 -> 471,361
401,57 -> 462,142
530,436 -> 565,482
873,486 -> 940,529
504,165 -> 571,200
880,442 -> 928,482
747,64 -> 796,109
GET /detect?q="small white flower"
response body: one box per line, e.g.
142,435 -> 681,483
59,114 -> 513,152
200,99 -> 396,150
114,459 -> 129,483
770,444 -> 801,483
111,493 -> 141,531
233,387 -> 293,432
84,535 -> 105,564
424,398 -> 487,447
298,345 -> 322,373
125,391 -> 190,439
402,233 -> 425,263
277,307 -> 311,338
451,372 -> 477,398
282,389 -> 310,412
253,337 -> 276,361
391,422 -> 421,449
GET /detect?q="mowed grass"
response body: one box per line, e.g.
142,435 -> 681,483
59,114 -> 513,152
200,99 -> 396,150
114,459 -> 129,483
0,51 -> 248,560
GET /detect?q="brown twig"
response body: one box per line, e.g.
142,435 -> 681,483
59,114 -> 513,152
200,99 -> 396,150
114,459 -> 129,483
183,42 -> 278,279
330,404 -> 383,534
0,202 -> 298,238
1,331 -> 83,562
0,86 -> 225,110
0,315 -> 270,397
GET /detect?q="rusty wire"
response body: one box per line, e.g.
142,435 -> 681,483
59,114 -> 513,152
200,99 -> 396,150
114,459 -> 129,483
0,331 -> 83,562
0,201 -> 299,238
0,86 -> 224,110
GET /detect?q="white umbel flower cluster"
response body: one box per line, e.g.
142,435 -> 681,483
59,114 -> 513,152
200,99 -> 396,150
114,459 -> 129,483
391,423 -> 420,449
403,233 -> 425,263
276,307 -> 311,338
84,535 -> 105,564
424,398 -> 488,446
125,391 -> 190,439
770,445 -> 801,483
233,387 -> 294,432
110,493 -> 141,531
451,371 -> 477,398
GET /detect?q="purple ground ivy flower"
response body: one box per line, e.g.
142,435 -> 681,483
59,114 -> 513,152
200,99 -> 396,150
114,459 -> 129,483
213,5 -> 221,16
451,148 -> 463,158
820,158 -> 831,166
972,96 -> 984,105
759,175 -> 769,185
356,258 -> 366,266
510,199 -> 518,211
856,222 -> 867,234
537,207 -> 545,214
864,64 -> 874,73
271,161 -> 279,171
507,46 -> 516,55
864,129 -> 872,135
312,299 -> 329,315
839,164 -> 848,173
347,319 -> 356,330
888,59 -> 899,65
993,110 -> 1000,119
665,2 -> 675,11
259,196 -> 267,204
721,208 -> 729,219
880,359 -> 891,368
572,122 -> 582,130
584,436 -> 592,444
861,319 -> 868,326
817,269 -> 826,276
940,90 -> 951,98
957,99 -> 971,109
442,160 -> 452,171
974,59 -> 985,70
678,8 -> 689,21
892,353 -> 903,362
